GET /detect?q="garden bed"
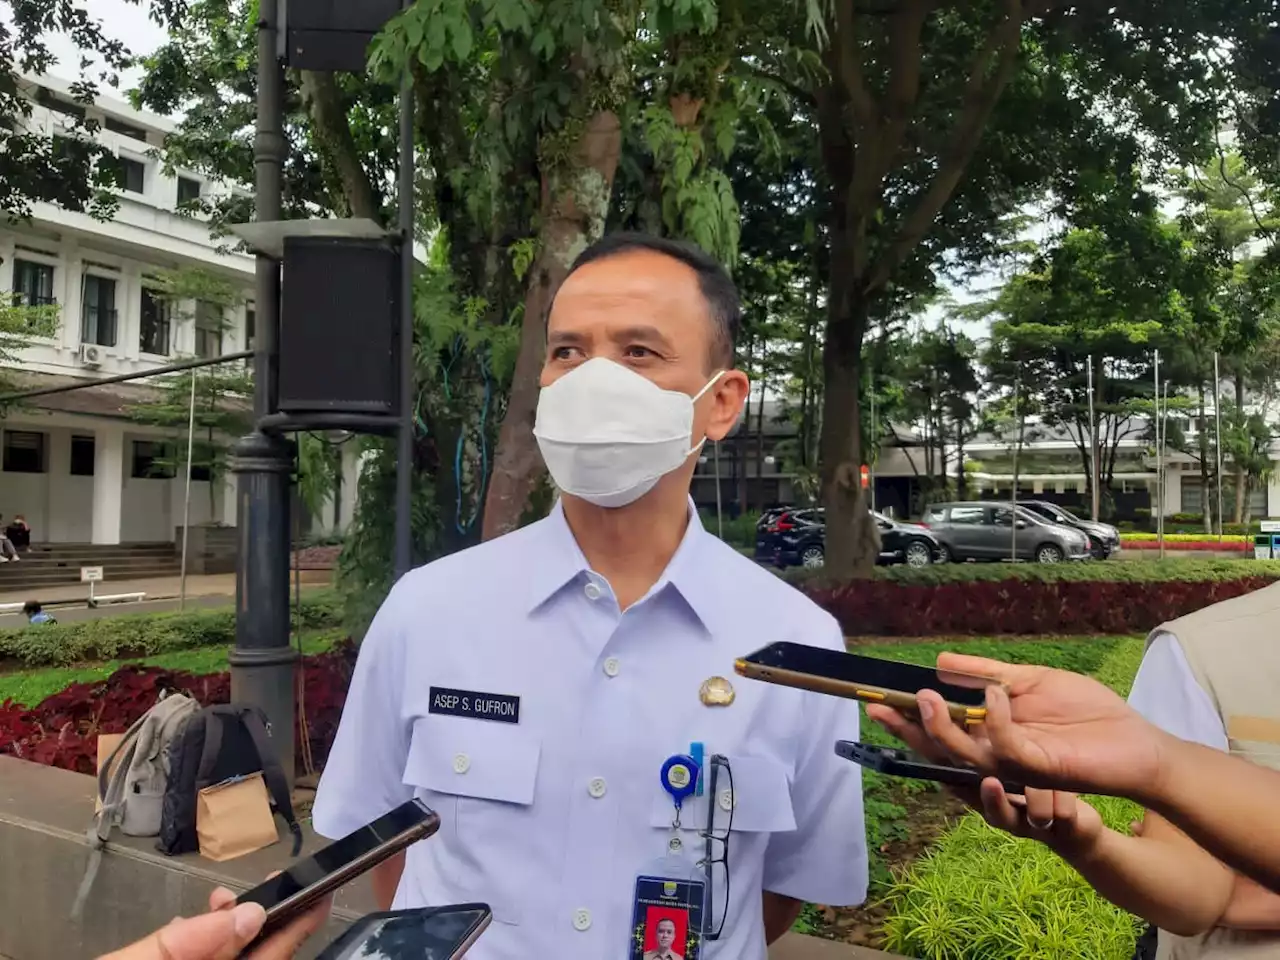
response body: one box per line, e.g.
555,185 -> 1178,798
800,560 -> 1279,636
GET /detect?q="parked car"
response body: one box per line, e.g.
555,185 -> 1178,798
1018,500 -> 1120,559
921,501 -> 1090,563
755,508 -> 942,569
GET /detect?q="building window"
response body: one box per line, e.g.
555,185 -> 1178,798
131,440 -> 176,479
194,300 -> 224,359
81,274 -> 118,347
177,176 -> 202,205
104,116 -> 148,141
139,288 -> 171,356
70,435 -> 95,476
37,87 -> 86,120
117,157 -> 146,193
3,431 -> 46,474
13,259 -> 55,307
245,304 -> 255,348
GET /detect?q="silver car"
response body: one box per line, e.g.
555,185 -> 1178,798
923,501 -> 1091,563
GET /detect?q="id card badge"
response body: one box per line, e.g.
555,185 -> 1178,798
629,864 -> 707,960
627,754 -> 708,958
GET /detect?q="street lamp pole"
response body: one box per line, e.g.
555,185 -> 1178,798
229,0 -> 297,784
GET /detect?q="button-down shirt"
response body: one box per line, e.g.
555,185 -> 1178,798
312,501 -> 867,960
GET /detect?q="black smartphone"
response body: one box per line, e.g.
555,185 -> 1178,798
236,799 -> 441,944
314,905 -> 492,960
735,641 -> 1000,724
835,740 -> 1025,795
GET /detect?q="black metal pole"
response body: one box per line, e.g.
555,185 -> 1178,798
230,0 -> 297,786
394,23 -> 415,580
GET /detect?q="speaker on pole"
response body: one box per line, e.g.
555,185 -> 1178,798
278,236 -> 400,415
280,0 -> 403,72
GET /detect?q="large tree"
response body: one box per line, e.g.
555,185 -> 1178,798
799,0 -> 1278,576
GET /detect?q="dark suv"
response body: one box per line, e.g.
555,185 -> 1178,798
1018,500 -> 1120,559
755,508 -> 942,569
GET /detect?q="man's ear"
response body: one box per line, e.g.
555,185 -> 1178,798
705,369 -> 749,443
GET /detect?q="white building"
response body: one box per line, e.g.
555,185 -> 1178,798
1,75 -> 358,546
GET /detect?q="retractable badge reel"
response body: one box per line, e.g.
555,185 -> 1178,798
627,755 -> 708,960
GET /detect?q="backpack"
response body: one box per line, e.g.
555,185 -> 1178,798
155,703 -> 303,859
70,692 -> 201,918
1132,924 -> 1158,960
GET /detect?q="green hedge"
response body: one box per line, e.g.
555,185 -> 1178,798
793,557 -> 1279,587
882,798 -> 1144,960
0,590 -> 342,668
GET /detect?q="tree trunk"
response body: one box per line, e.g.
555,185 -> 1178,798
955,426 -> 967,499
1234,376 -> 1246,524
738,383 -> 751,515
819,283 -> 880,578
481,110 -> 622,541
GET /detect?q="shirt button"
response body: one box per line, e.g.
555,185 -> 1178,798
572,908 -> 592,931
588,777 -> 607,798
718,788 -> 735,812
453,753 -> 471,774
603,657 -> 620,678
584,581 -> 603,601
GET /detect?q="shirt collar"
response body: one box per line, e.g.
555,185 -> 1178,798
527,498 -> 724,637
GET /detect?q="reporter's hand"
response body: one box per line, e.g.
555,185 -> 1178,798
96,884 -> 330,960
975,780 -> 1105,859
866,652 -> 1169,799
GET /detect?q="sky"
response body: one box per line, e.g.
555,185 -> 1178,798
33,0 -> 165,90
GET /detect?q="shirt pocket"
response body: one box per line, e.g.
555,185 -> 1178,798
648,754 -> 795,833
404,716 -> 542,925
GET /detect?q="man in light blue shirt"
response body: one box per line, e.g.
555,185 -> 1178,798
312,232 -> 868,959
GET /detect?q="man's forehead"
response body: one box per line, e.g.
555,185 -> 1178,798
555,251 -> 700,308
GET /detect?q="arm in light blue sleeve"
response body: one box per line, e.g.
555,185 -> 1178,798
762,618 -> 869,907
311,576 -> 417,840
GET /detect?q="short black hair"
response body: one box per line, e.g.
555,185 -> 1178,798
565,232 -> 740,368
22,600 -> 40,615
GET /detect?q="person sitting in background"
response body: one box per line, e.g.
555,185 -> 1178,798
23,600 -> 54,624
5,514 -> 31,552
0,515 -> 22,561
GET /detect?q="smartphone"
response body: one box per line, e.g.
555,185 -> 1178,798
835,740 -> 1025,795
734,641 -> 1000,724
314,905 -> 492,960
236,799 -> 440,943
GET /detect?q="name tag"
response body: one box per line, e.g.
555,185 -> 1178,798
428,686 -> 521,724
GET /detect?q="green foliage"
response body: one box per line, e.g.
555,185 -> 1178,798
1090,637 -> 1147,699
0,629 -> 344,707
812,558 -> 1280,587
0,591 -> 341,668
859,636 -> 1124,680
0,302 -> 59,395
700,509 -> 758,550
881,797 -> 1145,960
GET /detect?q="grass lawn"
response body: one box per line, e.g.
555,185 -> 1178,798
0,628 -> 346,708
794,634 -> 1147,951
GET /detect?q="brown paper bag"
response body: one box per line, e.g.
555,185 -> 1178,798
196,772 -> 279,862
95,733 -> 126,814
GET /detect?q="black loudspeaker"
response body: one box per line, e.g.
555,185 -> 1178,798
278,237 -> 399,415
280,0 -> 402,72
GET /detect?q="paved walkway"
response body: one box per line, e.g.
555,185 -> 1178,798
0,570 -> 333,627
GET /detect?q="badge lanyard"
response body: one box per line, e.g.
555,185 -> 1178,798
628,755 -> 708,960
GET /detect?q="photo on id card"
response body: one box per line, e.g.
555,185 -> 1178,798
629,875 -> 706,960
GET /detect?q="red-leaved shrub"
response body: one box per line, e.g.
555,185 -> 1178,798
1,641 -> 357,776
805,576 -> 1276,636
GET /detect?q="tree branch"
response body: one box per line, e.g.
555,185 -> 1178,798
864,0 -> 1032,294
833,0 -> 879,133
298,71 -> 381,222
741,64 -> 817,107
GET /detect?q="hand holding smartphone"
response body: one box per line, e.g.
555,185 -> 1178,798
735,641 -> 1003,725
235,799 -> 440,950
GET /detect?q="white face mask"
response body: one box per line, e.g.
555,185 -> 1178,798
533,357 -> 724,508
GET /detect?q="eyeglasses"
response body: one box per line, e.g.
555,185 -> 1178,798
698,754 -> 732,941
